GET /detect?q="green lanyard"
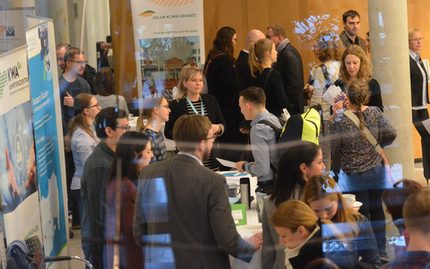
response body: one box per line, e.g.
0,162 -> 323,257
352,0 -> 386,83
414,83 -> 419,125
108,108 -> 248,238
186,96 -> 205,115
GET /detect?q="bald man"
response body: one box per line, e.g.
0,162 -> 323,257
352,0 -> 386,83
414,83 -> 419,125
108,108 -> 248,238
236,29 -> 266,90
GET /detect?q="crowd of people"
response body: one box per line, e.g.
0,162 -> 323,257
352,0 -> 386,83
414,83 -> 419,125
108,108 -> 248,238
54,7 -> 430,269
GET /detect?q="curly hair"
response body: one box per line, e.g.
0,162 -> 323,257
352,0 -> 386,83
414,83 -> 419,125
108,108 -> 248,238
339,45 -> 372,81
314,31 -> 343,63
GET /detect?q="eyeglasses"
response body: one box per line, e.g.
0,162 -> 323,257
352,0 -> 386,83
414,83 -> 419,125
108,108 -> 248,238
70,60 -> 88,65
409,37 -> 423,42
116,125 -> 131,131
87,102 -> 100,109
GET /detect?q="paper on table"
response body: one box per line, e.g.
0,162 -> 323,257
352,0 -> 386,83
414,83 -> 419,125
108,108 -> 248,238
216,158 -> 236,168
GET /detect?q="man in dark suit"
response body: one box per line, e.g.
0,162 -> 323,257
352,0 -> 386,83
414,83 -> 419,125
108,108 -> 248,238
236,29 -> 266,90
133,114 -> 261,268
268,24 -> 304,115
409,28 -> 430,183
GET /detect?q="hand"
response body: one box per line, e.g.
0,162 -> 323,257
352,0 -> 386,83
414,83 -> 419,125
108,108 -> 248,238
210,124 -> 221,135
245,232 -> 263,250
64,92 -> 74,107
5,149 -> 19,197
24,143 -> 37,190
236,161 -> 246,172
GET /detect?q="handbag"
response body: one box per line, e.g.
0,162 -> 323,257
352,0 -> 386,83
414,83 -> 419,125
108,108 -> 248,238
343,110 -> 394,184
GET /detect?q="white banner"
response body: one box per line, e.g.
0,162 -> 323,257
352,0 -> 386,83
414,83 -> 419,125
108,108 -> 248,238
0,46 -> 43,258
131,0 -> 205,99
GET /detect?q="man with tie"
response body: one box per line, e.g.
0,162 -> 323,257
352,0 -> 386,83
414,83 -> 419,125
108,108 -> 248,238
409,28 -> 430,184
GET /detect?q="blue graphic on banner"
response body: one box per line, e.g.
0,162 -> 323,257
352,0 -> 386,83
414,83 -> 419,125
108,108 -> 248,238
27,24 -> 67,257
0,102 -> 37,213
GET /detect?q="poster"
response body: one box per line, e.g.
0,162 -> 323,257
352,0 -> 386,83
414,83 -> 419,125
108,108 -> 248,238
131,0 -> 205,99
26,20 -> 68,260
0,46 -> 43,250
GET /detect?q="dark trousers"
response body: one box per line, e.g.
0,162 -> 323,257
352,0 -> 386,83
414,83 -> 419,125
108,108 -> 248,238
412,109 -> 430,180
70,189 -> 81,226
65,151 -> 75,214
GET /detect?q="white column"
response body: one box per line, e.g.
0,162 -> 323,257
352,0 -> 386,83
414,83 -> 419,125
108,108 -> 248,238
368,0 -> 415,180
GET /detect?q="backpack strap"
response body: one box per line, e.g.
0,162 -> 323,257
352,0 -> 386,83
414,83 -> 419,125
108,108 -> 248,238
257,119 -> 281,175
319,64 -> 332,93
343,110 -> 383,154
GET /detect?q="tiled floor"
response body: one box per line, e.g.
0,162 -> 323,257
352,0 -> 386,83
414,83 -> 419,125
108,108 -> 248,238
67,164 -> 428,268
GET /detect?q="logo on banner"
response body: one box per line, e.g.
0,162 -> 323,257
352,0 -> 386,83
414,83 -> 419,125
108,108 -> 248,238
8,61 -> 21,81
7,60 -> 28,94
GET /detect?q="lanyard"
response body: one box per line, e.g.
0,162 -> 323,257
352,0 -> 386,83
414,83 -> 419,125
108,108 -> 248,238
186,96 -> 205,115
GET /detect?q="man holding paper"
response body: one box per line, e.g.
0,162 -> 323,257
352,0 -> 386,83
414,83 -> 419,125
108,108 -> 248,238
235,87 -> 281,194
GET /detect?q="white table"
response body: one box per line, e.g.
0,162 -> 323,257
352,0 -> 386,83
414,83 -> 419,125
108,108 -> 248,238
218,171 -> 262,269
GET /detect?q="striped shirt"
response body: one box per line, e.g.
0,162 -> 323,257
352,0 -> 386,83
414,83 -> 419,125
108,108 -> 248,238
186,98 -> 218,171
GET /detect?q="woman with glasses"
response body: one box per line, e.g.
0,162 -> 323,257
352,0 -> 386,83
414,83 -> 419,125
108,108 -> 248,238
66,93 -> 101,229
165,65 -> 225,170
105,131 -> 153,269
409,28 -> 430,184
94,67 -> 129,114
136,97 -> 170,162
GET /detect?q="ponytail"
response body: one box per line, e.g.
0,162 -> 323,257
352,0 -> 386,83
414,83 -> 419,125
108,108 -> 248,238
248,43 -> 260,78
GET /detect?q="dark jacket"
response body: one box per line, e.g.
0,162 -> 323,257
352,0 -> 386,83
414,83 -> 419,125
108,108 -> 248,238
340,31 -> 368,54
81,142 -> 114,269
236,50 -> 253,90
367,78 -> 383,111
250,68 -> 289,117
133,154 -> 255,268
164,94 -> 226,139
205,51 -> 242,143
275,42 -> 304,115
409,55 -> 429,107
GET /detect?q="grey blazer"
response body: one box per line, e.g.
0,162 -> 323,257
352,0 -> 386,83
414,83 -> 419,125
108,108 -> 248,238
133,154 -> 255,268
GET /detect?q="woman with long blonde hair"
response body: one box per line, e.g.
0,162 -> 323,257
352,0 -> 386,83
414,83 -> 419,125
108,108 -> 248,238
67,93 -> 101,229
248,38 -> 288,117
303,175 -> 381,267
338,45 -> 383,111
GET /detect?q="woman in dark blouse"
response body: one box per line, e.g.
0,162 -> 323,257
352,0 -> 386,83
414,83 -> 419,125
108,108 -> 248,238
204,26 -> 243,144
165,65 -> 225,169
338,45 -> 384,111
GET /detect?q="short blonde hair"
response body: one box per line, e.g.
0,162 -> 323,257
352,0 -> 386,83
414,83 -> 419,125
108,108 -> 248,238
176,64 -> 204,99
271,200 -> 318,232
339,45 -> 372,81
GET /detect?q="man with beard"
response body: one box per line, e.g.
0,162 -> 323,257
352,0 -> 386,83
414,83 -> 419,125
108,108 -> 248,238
339,10 -> 368,53
133,114 -> 262,268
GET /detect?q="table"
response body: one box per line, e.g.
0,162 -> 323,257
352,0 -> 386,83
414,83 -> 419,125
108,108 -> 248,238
218,171 -> 262,269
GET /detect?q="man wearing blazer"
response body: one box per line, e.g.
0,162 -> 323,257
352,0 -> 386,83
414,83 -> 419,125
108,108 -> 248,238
409,28 -> 430,183
133,114 -> 261,268
268,24 -> 304,115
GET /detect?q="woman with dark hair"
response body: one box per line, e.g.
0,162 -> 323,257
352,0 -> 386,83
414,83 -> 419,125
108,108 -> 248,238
105,131 -> 153,269
261,141 -> 325,269
331,80 -> 396,257
95,67 -> 129,114
66,93 -> 101,229
204,26 -> 243,144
